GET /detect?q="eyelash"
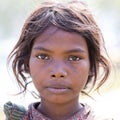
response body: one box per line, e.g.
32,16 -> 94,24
36,54 -> 82,62
68,55 -> 81,61
36,54 -> 50,60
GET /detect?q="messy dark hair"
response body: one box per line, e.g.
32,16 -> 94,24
8,0 -> 110,95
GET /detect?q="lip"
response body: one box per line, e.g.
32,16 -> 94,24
45,84 -> 71,94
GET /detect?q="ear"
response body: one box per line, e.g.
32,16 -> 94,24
24,58 -> 30,73
89,70 -> 94,77
89,71 -> 92,75
24,62 -> 30,73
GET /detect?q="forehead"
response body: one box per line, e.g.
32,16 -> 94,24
34,25 -> 86,44
32,26 -> 89,55
39,26 -> 59,41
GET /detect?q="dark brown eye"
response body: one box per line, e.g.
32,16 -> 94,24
37,54 -> 49,60
68,55 -> 81,61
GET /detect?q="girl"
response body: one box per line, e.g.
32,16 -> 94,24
4,0 -> 112,119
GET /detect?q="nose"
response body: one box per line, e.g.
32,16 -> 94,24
50,61 -> 68,79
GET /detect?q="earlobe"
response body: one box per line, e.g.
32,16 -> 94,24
89,71 -> 92,76
89,70 -> 94,77
25,63 -> 30,73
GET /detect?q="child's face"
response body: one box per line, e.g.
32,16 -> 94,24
29,26 -> 90,104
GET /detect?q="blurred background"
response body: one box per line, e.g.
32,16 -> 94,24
0,0 -> 120,119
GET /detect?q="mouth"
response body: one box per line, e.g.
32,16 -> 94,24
46,85 -> 71,94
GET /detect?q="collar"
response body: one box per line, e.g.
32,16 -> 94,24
24,102 -> 94,120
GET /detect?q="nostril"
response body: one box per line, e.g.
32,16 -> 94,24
51,74 -> 56,77
60,75 -> 64,78
51,74 -> 65,78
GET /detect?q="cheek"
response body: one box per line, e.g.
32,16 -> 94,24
29,58 -> 50,86
72,60 -> 90,75
72,62 -> 90,88
29,59 -> 42,84
29,57 -> 43,76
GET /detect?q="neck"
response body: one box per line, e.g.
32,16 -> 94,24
38,98 -> 81,120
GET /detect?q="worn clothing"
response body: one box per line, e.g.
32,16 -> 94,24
4,101 -> 113,120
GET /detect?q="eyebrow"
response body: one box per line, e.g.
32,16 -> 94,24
33,46 -> 86,53
65,48 -> 86,54
33,46 -> 53,53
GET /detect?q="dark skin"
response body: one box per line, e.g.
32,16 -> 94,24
37,98 -> 81,120
29,26 -> 90,120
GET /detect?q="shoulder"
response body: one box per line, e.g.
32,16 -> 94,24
4,101 -> 26,120
82,103 -> 114,120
